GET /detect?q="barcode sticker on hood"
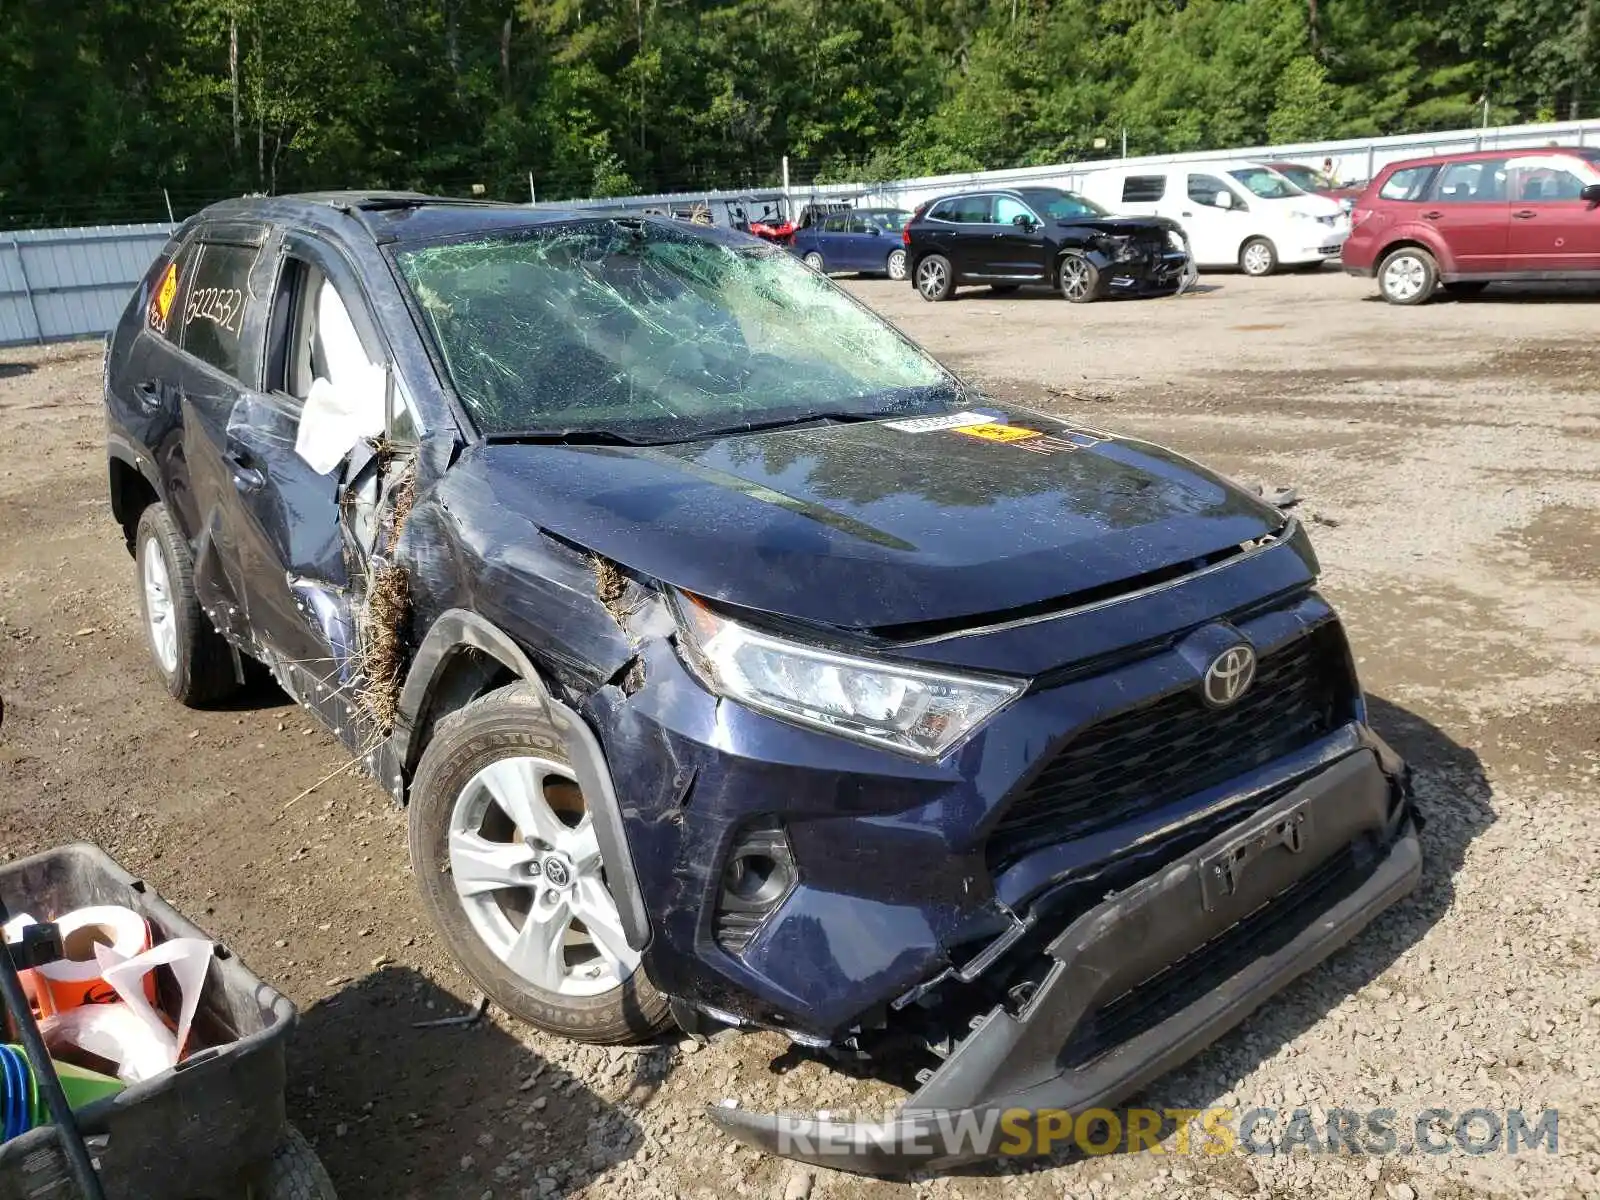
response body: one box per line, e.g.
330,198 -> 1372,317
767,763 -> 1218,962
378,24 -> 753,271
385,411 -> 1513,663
883,411 -> 997,433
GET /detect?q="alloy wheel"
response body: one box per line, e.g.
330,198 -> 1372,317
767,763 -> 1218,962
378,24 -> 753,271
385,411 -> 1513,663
141,538 -> 178,674
1059,257 -> 1093,301
447,756 -> 639,998
1382,254 -> 1428,303
887,248 -> 908,280
803,252 -> 825,271
916,258 -> 947,299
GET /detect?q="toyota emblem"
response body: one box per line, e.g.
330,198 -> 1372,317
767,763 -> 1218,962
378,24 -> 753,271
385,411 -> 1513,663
1203,645 -> 1257,707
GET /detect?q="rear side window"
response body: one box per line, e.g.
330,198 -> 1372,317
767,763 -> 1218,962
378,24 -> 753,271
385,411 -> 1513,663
1435,159 -> 1508,203
1122,175 -> 1166,202
1378,166 -> 1437,201
180,242 -> 259,379
929,196 -> 993,223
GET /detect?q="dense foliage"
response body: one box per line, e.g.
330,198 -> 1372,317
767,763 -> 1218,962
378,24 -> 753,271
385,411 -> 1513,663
2,0 -> 1596,224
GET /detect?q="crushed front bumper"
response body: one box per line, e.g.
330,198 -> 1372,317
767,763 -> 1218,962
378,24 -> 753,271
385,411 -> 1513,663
706,749 -> 1420,1174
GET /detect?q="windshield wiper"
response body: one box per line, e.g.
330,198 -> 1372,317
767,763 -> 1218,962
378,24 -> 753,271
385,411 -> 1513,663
681,410 -> 898,440
484,429 -> 649,446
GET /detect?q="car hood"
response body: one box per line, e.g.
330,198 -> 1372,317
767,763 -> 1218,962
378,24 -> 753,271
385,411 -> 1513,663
444,407 -> 1283,630
1060,215 -> 1182,237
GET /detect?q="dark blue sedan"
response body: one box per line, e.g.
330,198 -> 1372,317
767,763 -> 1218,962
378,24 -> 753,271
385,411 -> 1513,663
792,207 -> 910,279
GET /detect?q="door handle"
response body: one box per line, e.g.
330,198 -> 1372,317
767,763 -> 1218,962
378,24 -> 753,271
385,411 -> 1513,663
1181,211 -> 1194,218
133,380 -> 162,411
1421,211 -> 1443,220
1513,210 -> 1537,219
224,446 -> 265,493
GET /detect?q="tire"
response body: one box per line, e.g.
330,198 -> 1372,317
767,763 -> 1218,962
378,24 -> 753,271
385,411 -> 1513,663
408,682 -> 671,1043
244,1126 -> 339,1200
1377,246 -> 1438,306
1239,237 -> 1278,277
886,248 -> 908,280
1056,252 -> 1102,303
988,284 -> 1020,295
915,253 -> 954,301
134,504 -> 237,706
1443,280 -> 1489,297
802,251 -> 825,272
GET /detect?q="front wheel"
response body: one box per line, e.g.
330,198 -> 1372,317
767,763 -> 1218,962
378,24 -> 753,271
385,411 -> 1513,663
886,247 -> 908,280
408,682 -> 671,1043
1239,237 -> 1278,277
1378,247 -> 1438,305
915,254 -> 954,301
1057,252 -> 1102,303
242,1126 -> 339,1200
802,251 -> 825,272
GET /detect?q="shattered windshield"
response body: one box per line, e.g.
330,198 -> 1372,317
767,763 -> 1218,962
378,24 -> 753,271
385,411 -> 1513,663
1019,189 -> 1108,220
396,220 -> 956,442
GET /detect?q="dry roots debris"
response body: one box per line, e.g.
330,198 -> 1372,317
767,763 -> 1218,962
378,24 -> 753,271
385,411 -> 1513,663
357,467 -> 416,733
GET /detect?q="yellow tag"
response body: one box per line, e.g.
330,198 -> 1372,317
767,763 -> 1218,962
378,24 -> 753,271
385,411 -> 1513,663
153,263 -> 178,322
955,423 -> 1041,443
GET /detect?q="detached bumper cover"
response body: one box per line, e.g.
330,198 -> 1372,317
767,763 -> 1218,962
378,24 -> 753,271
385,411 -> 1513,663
707,749 -> 1420,1174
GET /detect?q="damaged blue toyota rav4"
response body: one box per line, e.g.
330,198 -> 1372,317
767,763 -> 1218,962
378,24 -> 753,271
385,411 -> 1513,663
104,193 -> 1420,1172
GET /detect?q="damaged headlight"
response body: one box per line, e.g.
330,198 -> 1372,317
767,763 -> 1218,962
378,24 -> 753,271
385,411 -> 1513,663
673,594 -> 1024,760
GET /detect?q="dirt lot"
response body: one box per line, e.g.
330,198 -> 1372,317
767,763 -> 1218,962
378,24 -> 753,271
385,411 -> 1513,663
1,269 -> 1597,1200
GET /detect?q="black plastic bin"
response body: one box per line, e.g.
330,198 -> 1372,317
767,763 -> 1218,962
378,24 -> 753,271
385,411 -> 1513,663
0,843 -> 299,1200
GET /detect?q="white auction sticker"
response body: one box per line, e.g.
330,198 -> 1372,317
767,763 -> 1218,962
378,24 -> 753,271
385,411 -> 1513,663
882,411 -> 997,433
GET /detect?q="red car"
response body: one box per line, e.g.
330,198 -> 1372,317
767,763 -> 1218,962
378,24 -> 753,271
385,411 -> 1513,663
1342,146 -> 1600,304
1265,161 -> 1365,209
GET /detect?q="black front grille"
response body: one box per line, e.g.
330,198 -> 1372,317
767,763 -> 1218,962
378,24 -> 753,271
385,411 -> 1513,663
1058,841 -> 1370,1069
987,625 -> 1351,869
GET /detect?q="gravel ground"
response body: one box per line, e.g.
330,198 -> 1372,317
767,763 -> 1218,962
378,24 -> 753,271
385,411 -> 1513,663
1,268 -> 1597,1199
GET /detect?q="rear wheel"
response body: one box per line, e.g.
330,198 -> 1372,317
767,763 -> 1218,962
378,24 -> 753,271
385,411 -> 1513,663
802,251 -> 825,272
1239,237 -> 1278,277
1057,252 -> 1102,303
915,254 -> 955,301
409,682 -> 671,1043
135,505 -> 237,706
886,248 -> 908,280
1377,247 -> 1438,305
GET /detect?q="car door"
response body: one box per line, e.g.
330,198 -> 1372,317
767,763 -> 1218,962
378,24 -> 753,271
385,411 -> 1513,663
1505,154 -> 1600,274
1424,159 -> 1511,274
991,194 -> 1047,280
1176,173 -> 1248,267
841,214 -> 886,271
952,194 -> 1001,276
226,232 -> 401,738
169,224 -> 275,648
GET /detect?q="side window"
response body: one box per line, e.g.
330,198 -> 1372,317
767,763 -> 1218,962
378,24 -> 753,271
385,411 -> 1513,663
177,242 -> 258,378
847,216 -> 874,234
1435,159 -> 1508,203
1508,157 -> 1589,201
146,240 -> 200,343
822,216 -> 848,233
931,196 -> 993,223
1187,175 -> 1234,208
1122,175 -> 1166,203
1378,166 -> 1436,202
267,257 -> 394,473
994,196 -> 1035,225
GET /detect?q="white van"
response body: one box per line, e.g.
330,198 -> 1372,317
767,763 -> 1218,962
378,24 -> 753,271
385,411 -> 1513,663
1078,161 -> 1349,275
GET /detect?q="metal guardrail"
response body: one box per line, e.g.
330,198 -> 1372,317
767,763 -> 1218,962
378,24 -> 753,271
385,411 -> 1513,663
551,117 -> 1599,216
0,223 -> 173,349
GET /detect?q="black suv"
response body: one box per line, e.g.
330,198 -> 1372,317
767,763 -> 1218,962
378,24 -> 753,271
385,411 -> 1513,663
904,186 -> 1194,302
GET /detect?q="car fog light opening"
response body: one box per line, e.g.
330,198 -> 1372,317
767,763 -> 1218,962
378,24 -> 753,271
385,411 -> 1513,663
714,823 -> 797,954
